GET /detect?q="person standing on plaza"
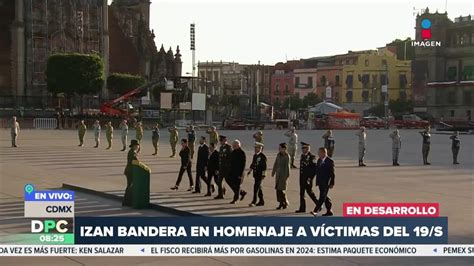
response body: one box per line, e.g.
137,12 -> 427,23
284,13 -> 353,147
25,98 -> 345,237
247,142 -> 267,207
194,136 -> 209,194
78,120 -> 87,147
356,127 -> 367,166
311,147 -> 335,217
119,119 -> 129,151
253,130 -> 264,144
322,129 -> 335,158
93,120 -> 101,148
135,122 -> 143,144
123,139 -> 140,207
10,116 -> 20,148
151,123 -> 160,156
296,142 -> 319,213
389,129 -> 401,166
215,135 -> 231,199
419,126 -> 431,165
170,139 -> 194,191
105,121 -> 114,150
272,143 -> 291,210
284,127 -> 298,168
229,139 -> 247,204
186,125 -> 196,159
206,143 -> 219,196
206,126 -> 219,146
450,131 -> 461,165
168,125 -> 179,158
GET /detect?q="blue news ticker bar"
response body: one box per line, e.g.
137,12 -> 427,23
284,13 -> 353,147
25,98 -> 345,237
74,217 -> 448,244
24,190 -> 75,201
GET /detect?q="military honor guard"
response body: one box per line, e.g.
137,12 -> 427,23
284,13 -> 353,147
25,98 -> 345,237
135,122 -> 144,143
206,143 -> 219,196
206,126 -> 219,146
93,120 -> 101,148
78,120 -> 87,147
186,125 -> 196,159
215,135 -> 231,199
168,126 -> 179,157
389,129 -> 401,166
322,130 -> 335,158
247,142 -> 267,207
419,126 -> 431,165
105,122 -> 114,150
119,119 -> 129,151
229,140 -> 247,204
10,116 -> 20,148
450,131 -> 461,165
356,127 -> 367,166
253,130 -> 264,144
123,139 -> 140,206
284,127 -> 298,168
272,143 -> 291,210
296,142 -> 319,213
170,139 -> 194,191
311,147 -> 335,217
151,124 -> 160,155
194,136 -> 209,194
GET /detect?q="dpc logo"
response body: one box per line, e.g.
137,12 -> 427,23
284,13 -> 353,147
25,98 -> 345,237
421,18 -> 432,39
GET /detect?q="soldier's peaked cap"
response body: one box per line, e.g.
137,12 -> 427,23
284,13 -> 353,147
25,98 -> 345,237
254,142 -> 264,147
129,139 -> 140,147
301,142 -> 310,147
219,135 -> 227,140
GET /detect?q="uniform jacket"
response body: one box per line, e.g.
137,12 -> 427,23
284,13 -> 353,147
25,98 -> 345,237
272,152 -> 290,190
300,152 -> 317,178
218,143 -> 232,176
169,129 -> 179,143
450,135 -> 460,149
389,132 -> 401,149
124,149 -> 138,176
420,132 -> 431,145
285,132 -> 298,146
356,132 -> 366,146
208,131 -> 219,145
78,124 -> 87,136
106,125 -> 114,138
315,156 -> 335,188
152,128 -> 160,140
120,123 -> 128,136
250,152 -> 267,179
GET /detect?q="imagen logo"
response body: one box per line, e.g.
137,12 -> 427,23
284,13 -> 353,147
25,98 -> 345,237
411,18 -> 441,47
421,18 -> 432,39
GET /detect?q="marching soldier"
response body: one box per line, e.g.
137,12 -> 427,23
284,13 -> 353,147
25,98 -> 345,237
186,125 -> 196,159
206,126 -> 219,146
419,126 -> 431,165
123,139 -> 140,206
215,135 -> 231,199
247,142 -> 267,207
194,136 -> 209,194
119,120 -> 129,151
450,131 -> 460,165
170,139 -> 194,191
296,142 -> 318,213
322,129 -> 335,158
10,116 -> 20,148
105,121 -> 114,150
151,124 -> 160,156
93,120 -> 101,148
389,129 -> 401,166
253,130 -> 264,144
168,126 -> 179,158
78,120 -> 87,147
135,122 -> 143,143
284,127 -> 298,168
356,127 -> 367,166
272,143 -> 291,210
229,139 -> 247,204
206,143 -> 219,196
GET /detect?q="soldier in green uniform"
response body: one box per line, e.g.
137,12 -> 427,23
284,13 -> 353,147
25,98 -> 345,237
322,129 -> 335,158
168,125 -> 179,157
272,143 -> 291,210
186,125 -> 196,159
247,142 -> 267,207
253,130 -> 264,144
450,131 -> 460,165
215,135 -> 231,199
105,122 -> 114,150
419,126 -> 431,165
78,120 -> 87,147
207,126 -> 219,146
123,139 -> 140,206
135,122 -> 144,143
10,116 -> 20,148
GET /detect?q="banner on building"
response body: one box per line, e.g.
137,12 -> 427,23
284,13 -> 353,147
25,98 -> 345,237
160,93 -> 172,109
192,93 -> 206,111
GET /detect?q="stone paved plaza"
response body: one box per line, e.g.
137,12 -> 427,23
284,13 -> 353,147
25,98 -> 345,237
0,128 -> 473,265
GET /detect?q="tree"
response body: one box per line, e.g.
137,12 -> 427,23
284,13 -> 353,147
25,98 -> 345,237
284,95 -> 303,110
387,38 -> 414,60
389,98 -> 413,115
107,73 -> 146,96
302,92 -> 322,107
46,53 -> 104,95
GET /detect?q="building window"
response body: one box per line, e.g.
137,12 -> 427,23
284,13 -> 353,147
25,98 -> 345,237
365,59 -> 369,66
285,84 -> 289,94
380,74 -> 389,85
214,71 -> 219,81
275,84 -> 279,93
463,66 -> 474,80
346,91 -> 353,103
335,75 -> 340,86
450,110 -> 455,117
362,90 -> 369,102
295,77 -> 300,87
320,75 -> 327,86
335,92 -> 339,101
447,67 -> 457,81
345,74 -> 353,88
308,77 -> 313,87
361,74 -> 370,88
199,71 -> 205,78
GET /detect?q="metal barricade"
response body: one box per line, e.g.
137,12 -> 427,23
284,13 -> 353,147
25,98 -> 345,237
33,118 -> 58,129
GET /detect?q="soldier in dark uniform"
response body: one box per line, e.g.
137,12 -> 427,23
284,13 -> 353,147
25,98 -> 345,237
229,139 -> 247,204
296,142 -> 319,213
215,135 -> 231,199
450,131 -> 461,164
193,136 -> 209,194
170,139 -> 194,191
186,126 -> 196,159
206,143 -> 219,196
247,142 -> 267,207
123,139 -> 140,206
419,126 -> 431,165
311,147 -> 335,217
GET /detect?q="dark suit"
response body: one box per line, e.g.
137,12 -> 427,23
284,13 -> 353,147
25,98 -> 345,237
195,144 -> 209,192
175,146 -> 193,187
229,148 -> 246,201
313,156 -> 335,213
298,152 -> 318,212
207,150 -> 219,194
123,149 -> 137,206
249,152 -> 267,204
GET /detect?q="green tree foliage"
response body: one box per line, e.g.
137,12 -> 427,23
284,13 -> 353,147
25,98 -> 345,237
387,38 -> 414,60
46,53 -> 104,95
107,73 -> 146,96
302,92 -> 322,107
283,95 -> 303,110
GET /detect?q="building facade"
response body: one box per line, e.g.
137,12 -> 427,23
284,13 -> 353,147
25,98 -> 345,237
293,68 -> 317,100
270,60 -> 303,105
